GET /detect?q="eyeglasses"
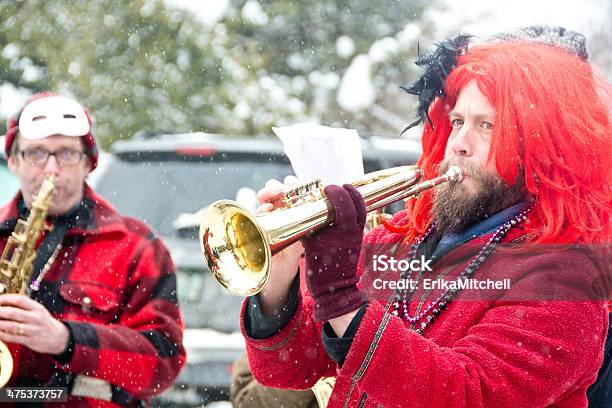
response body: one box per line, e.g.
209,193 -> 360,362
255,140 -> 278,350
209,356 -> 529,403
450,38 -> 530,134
19,148 -> 85,166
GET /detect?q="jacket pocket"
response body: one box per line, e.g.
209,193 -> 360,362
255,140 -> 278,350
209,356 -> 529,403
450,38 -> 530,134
59,281 -> 122,323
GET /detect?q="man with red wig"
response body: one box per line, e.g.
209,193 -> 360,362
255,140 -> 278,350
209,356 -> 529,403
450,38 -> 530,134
0,93 -> 186,406
241,27 -> 611,407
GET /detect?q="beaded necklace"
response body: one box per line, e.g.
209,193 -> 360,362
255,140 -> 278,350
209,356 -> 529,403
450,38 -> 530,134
392,206 -> 533,335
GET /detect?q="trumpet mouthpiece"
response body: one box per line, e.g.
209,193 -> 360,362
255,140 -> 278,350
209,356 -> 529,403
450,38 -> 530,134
446,166 -> 463,183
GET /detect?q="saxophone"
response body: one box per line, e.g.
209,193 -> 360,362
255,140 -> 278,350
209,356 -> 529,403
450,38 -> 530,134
0,175 -> 55,387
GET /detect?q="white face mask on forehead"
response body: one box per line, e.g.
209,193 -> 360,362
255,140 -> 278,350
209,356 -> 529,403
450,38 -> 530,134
18,96 -> 90,140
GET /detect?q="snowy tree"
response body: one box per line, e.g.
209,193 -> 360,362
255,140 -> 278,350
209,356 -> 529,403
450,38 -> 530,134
0,0 -> 230,147
0,0 -> 439,147
222,0 -> 435,137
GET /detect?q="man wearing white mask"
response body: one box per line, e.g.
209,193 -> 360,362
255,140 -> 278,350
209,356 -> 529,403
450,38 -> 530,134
0,93 -> 185,407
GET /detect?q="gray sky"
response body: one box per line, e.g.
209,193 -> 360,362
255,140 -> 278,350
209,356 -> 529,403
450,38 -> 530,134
166,0 -> 610,38
433,0 -> 608,38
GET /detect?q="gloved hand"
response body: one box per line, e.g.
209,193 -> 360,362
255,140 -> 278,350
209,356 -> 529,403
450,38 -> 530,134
303,184 -> 368,322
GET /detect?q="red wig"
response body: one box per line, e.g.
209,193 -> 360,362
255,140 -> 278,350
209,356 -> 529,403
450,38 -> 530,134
395,41 -> 611,244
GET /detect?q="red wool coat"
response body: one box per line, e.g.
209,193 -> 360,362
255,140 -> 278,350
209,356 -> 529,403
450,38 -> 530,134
0,185 -> 186,407
242,211 -> 608,408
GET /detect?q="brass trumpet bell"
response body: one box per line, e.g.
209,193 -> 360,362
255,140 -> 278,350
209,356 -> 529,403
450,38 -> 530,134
200,200 -> 272,296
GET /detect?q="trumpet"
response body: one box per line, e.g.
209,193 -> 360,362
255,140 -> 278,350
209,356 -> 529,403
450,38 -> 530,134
199,165 -> 462,296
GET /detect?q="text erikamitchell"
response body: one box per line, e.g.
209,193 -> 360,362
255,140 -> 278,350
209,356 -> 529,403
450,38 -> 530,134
372,278 -> 511,291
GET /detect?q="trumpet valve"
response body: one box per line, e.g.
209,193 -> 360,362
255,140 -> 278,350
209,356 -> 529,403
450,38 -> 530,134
282,178 -> 324,207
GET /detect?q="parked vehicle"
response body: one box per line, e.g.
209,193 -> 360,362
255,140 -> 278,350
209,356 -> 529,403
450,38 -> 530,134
92,132 -> 421,406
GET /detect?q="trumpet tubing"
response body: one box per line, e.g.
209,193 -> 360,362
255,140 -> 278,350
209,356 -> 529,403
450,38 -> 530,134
199,166 -> 462,297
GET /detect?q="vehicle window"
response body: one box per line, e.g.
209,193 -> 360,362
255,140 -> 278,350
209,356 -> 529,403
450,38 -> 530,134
95,158 -> 294,236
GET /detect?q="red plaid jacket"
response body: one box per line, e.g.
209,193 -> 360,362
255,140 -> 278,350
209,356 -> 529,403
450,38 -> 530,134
0,185 -> 186,407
